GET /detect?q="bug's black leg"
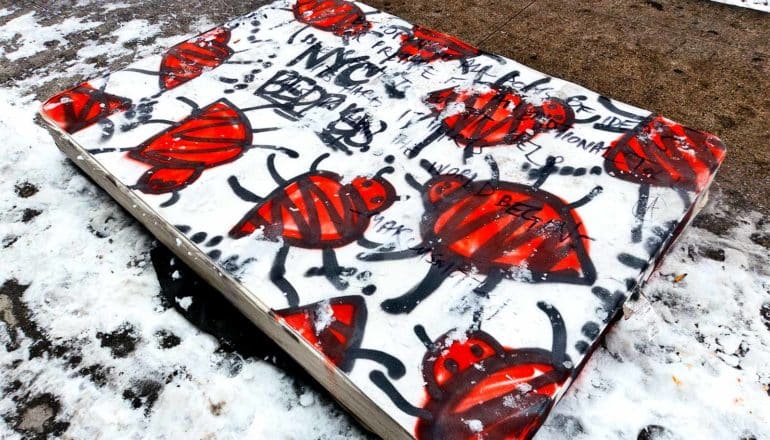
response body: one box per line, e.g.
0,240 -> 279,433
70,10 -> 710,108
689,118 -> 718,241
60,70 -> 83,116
631,183 -> 650,243
176,96 -> 199,111
407,127 -> 444,159
141,119 -> 176,125
251,127 -> 280,134
675,187 -> 692,207
532,156 -> 557,189
123,68 -> 160,77
537,301 -> 568,364
271,244 -> 299,307
246,144 -> 299,158
567,186 -> 603,209
347,348 -> 406,379
381,264 -> 453,314
462,145 -> 474,164
159,191 -> 180,208
86,147 -> 134,155
320,248 -> 352,290
472,269 -> 503,298
369,371 -> 433,420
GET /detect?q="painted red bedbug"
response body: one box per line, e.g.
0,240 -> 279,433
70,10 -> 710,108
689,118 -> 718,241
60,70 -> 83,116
277,295 -> 367,370
359,156 -> 600,314
276,295 -> 405,377
123,97 -> 295,201
159,27 -> 233,90
604,115 -> 726,193
292,0 -> 371,39
125,27 -> 233,91
594,97 -> 727,243
41,83 -> 132,134
370,301 -> 571,440
128,98 -> 250,195
409,72 -> 575,161
228,153 -> 397,306
86,97 -> 292,206
396,25 -> 480,63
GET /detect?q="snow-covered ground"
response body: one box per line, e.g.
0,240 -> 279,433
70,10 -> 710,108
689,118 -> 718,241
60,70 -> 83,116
1,3 -> 768,439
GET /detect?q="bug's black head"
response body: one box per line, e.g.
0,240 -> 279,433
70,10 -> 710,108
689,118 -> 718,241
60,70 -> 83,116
540,98 -> 575,131
423,174 -> 471,207
351,174 -> 397,215
419,327 -> 504,390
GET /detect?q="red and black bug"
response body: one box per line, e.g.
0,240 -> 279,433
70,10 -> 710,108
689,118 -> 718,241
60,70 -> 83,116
125,27 -> 233,91
594,97 -> 727,243
370,302 -> 571,440
409,72 -> 575,161
290,0 -> 372,42
604,115 -> 726,192
228,153 -> 397,306
276,295 -> 405,377
89,97 -> 293,206
396,25 -> 480,64
126,98 -> 253,196
359,156 -> 599,314
41,82 -> 132,134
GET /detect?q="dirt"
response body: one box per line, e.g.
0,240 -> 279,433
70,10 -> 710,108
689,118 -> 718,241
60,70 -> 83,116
2,0 -> 766,214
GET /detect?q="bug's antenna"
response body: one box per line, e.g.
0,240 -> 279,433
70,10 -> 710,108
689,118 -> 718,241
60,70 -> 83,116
537,301 -> 567,363
267,154 -> 287,185
375,166 -> 395,178
419,159 -> 440,176
310,153 -> 330,172
532,156 -> 557,189
470,307 -> 484,331
414,325 -> 433,349
227,176 -> 262,203
568,186 -> 603,209
596,96 -> 644,121
176,96 -> 199,110
404,173 -> 424,192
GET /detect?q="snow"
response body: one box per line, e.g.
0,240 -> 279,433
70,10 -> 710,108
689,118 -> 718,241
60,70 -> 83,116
76,19 -> 162,60
0,12 -> 101,61
0,2 -> 768,440
464,419 -> 484,433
